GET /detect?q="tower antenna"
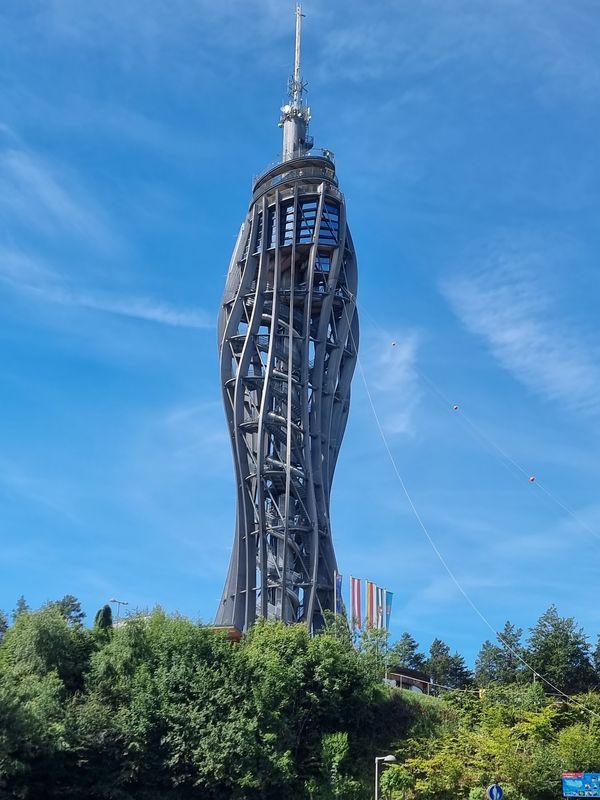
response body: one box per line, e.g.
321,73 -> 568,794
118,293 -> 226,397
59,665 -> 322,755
279,4 -> 312,161
292,4 -> 303,107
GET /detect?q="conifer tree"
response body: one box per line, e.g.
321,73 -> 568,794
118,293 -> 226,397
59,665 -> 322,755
11,595 -> 29,622
425,638 -> 472,689
526,605 -> 595,693
389,632 -> 426,672
45,595 -> 85,626
475,621 -> 523,686
93,604 -> 113,634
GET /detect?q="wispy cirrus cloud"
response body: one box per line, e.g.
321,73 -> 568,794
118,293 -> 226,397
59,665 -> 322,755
0,457 -> 80,523
442,243 -> 600,414
362,327 -> 421,436
316,0 -> 600,98
0,131 -> 210,331
0,248 -> 212,330
0,143 -> 116,249
30,284 -> 212,329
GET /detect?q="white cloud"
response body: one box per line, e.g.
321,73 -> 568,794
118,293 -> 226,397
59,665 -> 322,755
0,458 -> 79,523
361,327 -> 421,436
0,130 -> 211,332
443,244 -> 600,414
36,285 -> 213,330
37,0 -> 290,66
315,0 -> 600,98
0,146 -> 115,248
0,248 -> 211,330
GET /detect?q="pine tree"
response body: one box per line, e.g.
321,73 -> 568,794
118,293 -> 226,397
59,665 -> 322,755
389,632 -> 426,672
426,638 -> 453,686
475,640 -> 501,686
425,638 -> 472,689
495,621 -> 524,684
526,605 -> 595,693
447,651 -> 473,688
475,621 -> 523,686
11,595 -> 29,622
45,595 -> 85,626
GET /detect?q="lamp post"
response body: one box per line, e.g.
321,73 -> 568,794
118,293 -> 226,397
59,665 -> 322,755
109,598 -> 128,624
374,754 -> 396,800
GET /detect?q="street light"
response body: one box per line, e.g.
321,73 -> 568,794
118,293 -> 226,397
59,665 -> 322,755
375,754 -> 396,800
109,598 -> 128,624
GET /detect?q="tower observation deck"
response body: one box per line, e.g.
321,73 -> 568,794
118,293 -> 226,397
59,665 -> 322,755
215,6 -> 359,633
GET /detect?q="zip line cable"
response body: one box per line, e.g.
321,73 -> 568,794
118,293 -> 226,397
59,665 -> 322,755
362,306 -> 600,547
345,306 -> 600,719
419,369 -> 600,547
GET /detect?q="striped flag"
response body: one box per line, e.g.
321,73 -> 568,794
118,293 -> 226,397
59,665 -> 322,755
350,576 -> 362,629
365,580 -> 377,628
385,590 -> 393,630
376,586 -> 385,630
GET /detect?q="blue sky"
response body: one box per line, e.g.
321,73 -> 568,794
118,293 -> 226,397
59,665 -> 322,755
2,0 -> 600,665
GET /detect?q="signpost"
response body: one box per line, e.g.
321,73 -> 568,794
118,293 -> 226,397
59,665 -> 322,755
487,784 -> 504,800
562,773 -> 600,797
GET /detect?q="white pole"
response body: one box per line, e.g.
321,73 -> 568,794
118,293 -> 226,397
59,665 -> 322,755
375,755 -> 396,800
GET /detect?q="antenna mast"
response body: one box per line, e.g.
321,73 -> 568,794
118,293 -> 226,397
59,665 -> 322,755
279,4 -> 312,162
293,4 -> 302,107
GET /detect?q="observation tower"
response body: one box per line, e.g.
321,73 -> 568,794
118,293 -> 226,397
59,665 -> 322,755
215,6 -> 359,633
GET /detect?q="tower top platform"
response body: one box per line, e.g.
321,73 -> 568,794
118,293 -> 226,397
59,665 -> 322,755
252,153 -> 338,202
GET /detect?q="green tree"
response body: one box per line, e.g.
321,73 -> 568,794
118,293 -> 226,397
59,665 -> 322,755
45,594 -> 85,626
0,605 -> 95,796
307,732 -> 363,800
389,632 -> 426,672
526,605 -> 595,693
425,638 -> 452,686
0,610 -> 8,641
475,640 -> 501,686
559,723 -> 600,772
1,605 -> 92,694
358,626 -> 390,679
12,594 -> 29,622
93,603 -> 113,635
425,638 -> 472,689
321,609 -> 353,647
475,622 -> 523,686
446,651 -> 473,688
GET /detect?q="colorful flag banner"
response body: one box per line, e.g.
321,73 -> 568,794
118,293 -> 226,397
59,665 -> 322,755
385,590 -> 393,630
366,580 -> 377,628
350,576 -> 362,629
376,586 -> 385,630
335,572 -> 343,616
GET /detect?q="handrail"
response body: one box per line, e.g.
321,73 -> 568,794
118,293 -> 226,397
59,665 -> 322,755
253,148 -> 336,185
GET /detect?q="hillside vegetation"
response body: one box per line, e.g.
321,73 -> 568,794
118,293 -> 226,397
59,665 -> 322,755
2,599 -> 600,799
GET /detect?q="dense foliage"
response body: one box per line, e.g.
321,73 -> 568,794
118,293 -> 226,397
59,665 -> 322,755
381,685 -> 600,800
2,598 -> 600,799
0,602 -> 417,799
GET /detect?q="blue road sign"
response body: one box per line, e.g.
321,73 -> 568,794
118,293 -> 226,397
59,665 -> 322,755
562,772 -> 600,797
487,785 -> 504,800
